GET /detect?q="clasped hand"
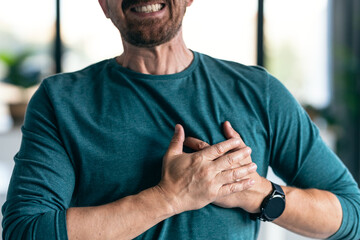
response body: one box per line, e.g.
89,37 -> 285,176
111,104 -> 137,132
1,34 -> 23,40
156,122 -> 263,215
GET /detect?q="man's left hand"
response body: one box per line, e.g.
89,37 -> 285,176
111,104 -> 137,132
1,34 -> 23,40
184,121 -> 273,213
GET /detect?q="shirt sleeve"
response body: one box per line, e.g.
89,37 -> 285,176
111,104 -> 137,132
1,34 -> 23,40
1,82 -> 75,240
267,74 -> 360,239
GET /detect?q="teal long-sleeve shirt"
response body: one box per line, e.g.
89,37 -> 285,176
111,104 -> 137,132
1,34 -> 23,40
2,51 -> 360,239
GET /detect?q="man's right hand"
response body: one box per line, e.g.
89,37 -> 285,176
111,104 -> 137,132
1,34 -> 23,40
66,124 -> 257,240
155,124 -> 257,215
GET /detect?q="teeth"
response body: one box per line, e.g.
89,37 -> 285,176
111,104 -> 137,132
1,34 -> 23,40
134,3 -> 163,13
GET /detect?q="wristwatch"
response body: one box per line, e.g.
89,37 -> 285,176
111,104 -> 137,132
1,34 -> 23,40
250,181 -> 286,222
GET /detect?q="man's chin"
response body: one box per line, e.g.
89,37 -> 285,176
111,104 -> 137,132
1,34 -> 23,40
124,37 -> 172,48
123,27 -> 182,48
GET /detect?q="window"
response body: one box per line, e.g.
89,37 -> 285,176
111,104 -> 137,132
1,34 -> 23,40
60,0 -> 258,72
264,0 -> 330,108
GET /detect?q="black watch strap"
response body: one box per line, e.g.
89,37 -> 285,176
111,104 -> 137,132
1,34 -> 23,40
250,181 -> 286,222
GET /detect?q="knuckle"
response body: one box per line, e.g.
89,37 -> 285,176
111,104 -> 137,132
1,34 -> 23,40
170,136 -> 181,144
192,152 -> 204,163
226,155 -> 234,166
232,168 -> 246,181
232,169 -> 240,181
198,142 -> 209,150
236,150 -> 249,163
229,184 -> 238,193
214,144 -> 225,155
231,170 -> 237,181
239,149 -> 247,159
230,132 -> 240,139
240,157 -> 252,166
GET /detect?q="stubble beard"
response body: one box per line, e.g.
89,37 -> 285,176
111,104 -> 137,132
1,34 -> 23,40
109,1 -> 187,48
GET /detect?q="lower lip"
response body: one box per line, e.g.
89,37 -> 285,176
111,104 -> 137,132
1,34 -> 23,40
129,5 -> 166,18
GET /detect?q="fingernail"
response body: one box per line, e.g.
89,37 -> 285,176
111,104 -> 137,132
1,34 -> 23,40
175,124 -> 180,133
247,147 -> 252,154
249,163 -> 257,171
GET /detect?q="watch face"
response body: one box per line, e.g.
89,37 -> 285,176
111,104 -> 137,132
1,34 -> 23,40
264,195 -> 285,219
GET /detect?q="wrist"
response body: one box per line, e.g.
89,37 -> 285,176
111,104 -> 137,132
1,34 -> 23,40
251,177 -> 273,213
130,186 -> 177,222
259,177 -> 273,202
151,185 -> 180,216
250,181 -> 286,222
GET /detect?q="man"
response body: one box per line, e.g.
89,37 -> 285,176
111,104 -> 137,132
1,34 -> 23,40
2,0 -> 360,239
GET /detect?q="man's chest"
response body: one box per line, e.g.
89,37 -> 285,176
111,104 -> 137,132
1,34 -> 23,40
63,84 -> 270,206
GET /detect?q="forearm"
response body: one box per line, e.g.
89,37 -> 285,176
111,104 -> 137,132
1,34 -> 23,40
66,126 -> 253,240
66,186 -> 175,240
274,186 -> 342,239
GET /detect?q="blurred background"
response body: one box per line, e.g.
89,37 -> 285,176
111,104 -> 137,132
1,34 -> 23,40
0,0 -> 359,239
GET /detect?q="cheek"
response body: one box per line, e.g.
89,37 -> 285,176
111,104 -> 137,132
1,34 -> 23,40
108,1 -> 125,18
108,6 -> 127,28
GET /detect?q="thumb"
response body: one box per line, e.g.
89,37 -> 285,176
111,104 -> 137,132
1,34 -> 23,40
223,121 -> 246,147
166,124 -> 185,156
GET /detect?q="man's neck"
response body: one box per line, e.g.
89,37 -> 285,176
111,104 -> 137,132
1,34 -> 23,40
116,29 -> 193,75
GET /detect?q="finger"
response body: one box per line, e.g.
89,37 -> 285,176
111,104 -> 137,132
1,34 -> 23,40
184,137 -> 210,151
165,124 -> 185,156
218,178 -> 255,197
238,155 -> 253,167
199,138 -> 242,160
213,146 -> 252,170
217,163 -> 257,185
223,121 -> 246,148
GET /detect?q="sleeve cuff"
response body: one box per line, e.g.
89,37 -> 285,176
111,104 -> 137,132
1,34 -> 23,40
327,195 -> 349,240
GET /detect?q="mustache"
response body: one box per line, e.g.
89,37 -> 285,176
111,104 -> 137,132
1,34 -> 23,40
122,0 -> 167,12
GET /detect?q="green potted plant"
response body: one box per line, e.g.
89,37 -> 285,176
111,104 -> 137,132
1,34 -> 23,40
0,51 -> 41,124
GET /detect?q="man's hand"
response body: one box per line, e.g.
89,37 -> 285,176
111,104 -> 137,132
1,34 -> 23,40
184,121 -> 272,213
155,124 -> 257,214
